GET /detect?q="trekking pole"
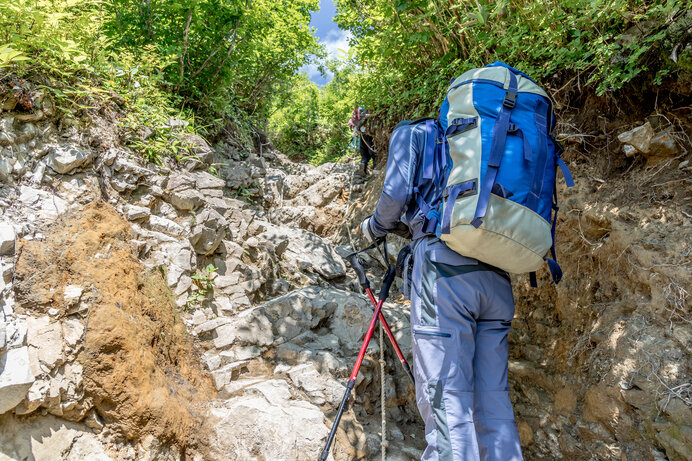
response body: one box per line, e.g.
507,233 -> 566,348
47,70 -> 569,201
366,240 -> 415,385
320,259 -> 396,461
363,286 -> 415,385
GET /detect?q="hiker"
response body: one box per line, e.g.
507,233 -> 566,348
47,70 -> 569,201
360,126 -> 523,460
358,63 -> 573,460
349,105 -> 376,174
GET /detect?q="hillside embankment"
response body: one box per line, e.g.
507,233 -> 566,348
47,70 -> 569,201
0,80 -> 690,461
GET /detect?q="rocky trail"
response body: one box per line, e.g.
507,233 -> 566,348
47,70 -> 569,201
0,112 -> 424,460
0,103 -> 690,461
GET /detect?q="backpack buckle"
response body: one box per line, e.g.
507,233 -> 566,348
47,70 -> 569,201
507,123 -> 518,133
503,91 -> 517,109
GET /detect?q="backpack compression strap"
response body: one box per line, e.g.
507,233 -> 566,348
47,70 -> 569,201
413,119 -> 446,235
470,70 -> 518,229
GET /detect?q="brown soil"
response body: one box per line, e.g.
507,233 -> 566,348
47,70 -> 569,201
14,202 -> 214,447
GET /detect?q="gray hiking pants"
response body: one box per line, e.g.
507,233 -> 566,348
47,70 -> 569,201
409,237 -> 523,461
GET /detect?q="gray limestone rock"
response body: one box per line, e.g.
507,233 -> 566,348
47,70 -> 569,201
168,188 -> 204,211
207,379 -> 329,460
258,225 -> 346,280
0,347 -> 36,414
46,146 -> 93,175
26,317 -> 64,376
0,223 -> 15,256
188,208 -> 227,255
124,204 -> 151,221
147,215 -> 185,237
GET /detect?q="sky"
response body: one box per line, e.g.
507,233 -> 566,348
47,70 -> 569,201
303,0 -> 351,86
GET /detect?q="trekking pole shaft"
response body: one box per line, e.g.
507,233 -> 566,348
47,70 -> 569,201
321,299 -> 385,460
350,298 -> 385,380
365,289 -> 415,385
320,380 -> 354,461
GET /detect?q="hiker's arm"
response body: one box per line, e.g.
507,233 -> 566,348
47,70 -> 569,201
368,125 -> 420,238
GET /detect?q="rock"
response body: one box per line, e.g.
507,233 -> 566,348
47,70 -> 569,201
38,194 -> 68,221
168,188 -> 204,211
623,144 -> 638,157
287,363 -> 345,406
19,185 -> 40,206
124,204 -> 151,221
194,317 -> 231,336
257,225 -> 346,280
213,296 -> 234,315
166,173 -> 196,192
47,146 -> 92,174
189,208 -> 227,255
224,167 -> 252,189
148,215 -> 185,237
0,320 -> 5,350
647,131 -> 678,158
290,173 -> 349,208
6,319 -> 27,348
0,223 -> 15,255
617,122 -> 654,153
214,309 -> 274,350
210,360 -> 249,390
63,285 -> 83,307
0,347 -> 36,414
212,287 -> 352,352
0,413 -> 113,460
62,319 -> 85,349
194,171 -> 225,190
207,379 -> 329,460
181,134 -> 214,171
26,316 -> 64,375
0,156 -> 12,182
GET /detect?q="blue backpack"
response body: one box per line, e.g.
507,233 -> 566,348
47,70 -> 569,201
415,62 -> 574,284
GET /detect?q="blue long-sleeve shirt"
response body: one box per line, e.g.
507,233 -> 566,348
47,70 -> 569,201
369,121 -> 429,240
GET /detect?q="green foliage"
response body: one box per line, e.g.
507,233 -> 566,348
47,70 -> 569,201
0,0 -> 320,164
268,64 -> 356,165
0,45 -> 29,68
187,264 -> 217,311
102,0 -> 321,121
332,0 -> 689,125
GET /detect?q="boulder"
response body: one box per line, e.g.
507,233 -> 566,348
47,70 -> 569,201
647,131 -> 678,158
617,122 -> 654,154
212,287 -> 356,351
207,379 -> 329,460
147,215 -> 185,237
181,133 -> 214,171
168,188 -> 204,211
189,208 -> 227,255
124,204 -> 150,221
194,171 -> 225,190
0,347 -> 36,414
47,146 -> 92,174
257,225 -> 346,280
26,316 -> 64,375
0,223 -> 15,255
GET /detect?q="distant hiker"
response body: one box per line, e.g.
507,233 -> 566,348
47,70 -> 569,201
349,105 -> 376,175
359,62 -> 573,460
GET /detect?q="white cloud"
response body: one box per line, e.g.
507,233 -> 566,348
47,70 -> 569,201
321,29 -> 351,60
301,62 -> 323,82
300,29 -> 351,84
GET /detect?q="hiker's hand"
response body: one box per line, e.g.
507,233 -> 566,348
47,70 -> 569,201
360,216 -> 375,243
392,221 -> 412,239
